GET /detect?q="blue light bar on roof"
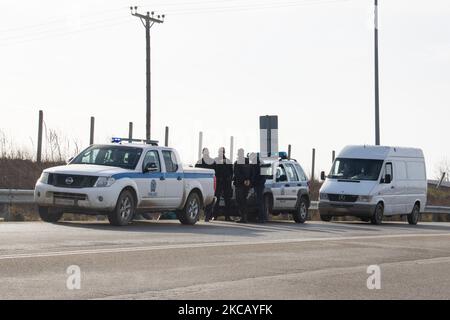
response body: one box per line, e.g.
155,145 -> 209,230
111,137 -> 122,143
278,151 -> 288,159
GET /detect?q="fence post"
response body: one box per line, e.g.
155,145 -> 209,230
89,116 -> 95,145
288,144 -> 292,159
230,136 -> 234,163
128,122 -> 133,143
311,148 -> 316,182
165,126 -> 169,147
198,131 -> 203,161
37,110 -> 43,163
332,150 -> 336,162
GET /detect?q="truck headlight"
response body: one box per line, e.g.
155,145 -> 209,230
358,195 -> 372,202
319,193 -> 328,200
39,172 -> 49,184
94,176 -> 115,188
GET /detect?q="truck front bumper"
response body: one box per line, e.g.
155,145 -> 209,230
318,201 -> 376,217
34,182 -> 118,213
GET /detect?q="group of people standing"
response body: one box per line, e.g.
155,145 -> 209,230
195,147 -> 267,223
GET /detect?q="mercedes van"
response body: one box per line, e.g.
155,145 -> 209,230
319,145 -> 427,225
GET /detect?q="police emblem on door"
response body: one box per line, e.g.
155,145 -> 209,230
149,179 -> 157,197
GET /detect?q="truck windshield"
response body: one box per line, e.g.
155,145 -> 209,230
328,158 -> 383,181
71,145 -> 143,170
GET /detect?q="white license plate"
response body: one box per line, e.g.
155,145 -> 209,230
54,198 -> 75,206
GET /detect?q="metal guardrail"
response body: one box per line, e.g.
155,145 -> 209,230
0,189 -> 35,204
424,206 -> 450,214
0,190 -> 449,214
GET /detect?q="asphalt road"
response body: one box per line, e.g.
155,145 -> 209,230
0,219 -> 449,300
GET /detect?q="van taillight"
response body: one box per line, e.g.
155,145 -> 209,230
214,176 -> 217,192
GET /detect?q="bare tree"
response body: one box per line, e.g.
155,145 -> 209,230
434,158 -> 450,182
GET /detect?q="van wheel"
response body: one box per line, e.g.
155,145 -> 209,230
371,203 -> 384,225
293,198 -> 308,224
179,192 -> 202,225
38,206 -> 63,223
320,215 -> 332,222
407,203 -> 420,225
108,190 -> 135,226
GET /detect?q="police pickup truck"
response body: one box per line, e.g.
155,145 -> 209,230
34,138 -> 216,226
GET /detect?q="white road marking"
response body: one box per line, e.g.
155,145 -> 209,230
0,233 -> 449,261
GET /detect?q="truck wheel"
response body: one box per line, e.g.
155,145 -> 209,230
320,214 -> 332,222
293,198 -> 308,224
179,192 -> 202,225
38,206 -> 63,223
108,190 -> 135,226
407,203 -> 420,225
371,202 -> 384,225
264,195 -> 273,217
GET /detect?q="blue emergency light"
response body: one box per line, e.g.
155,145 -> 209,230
278,151 -> 288,159
111,137 -> 122,143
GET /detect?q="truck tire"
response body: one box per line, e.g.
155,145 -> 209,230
407,203 -> 420,225
320,214 -> 332,222
38,206 -> 63,223
293,198 -> 308,224
179,192 -> 202,225
108,190 -> 135,226
371,202 -> 384,225
264,194 -> 273,217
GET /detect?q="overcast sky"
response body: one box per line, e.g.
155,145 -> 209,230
0,0 -> 449,178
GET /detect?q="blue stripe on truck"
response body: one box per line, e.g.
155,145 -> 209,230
112,172 -> 214,180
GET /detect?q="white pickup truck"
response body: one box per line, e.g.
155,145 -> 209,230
34,139 -> 216,226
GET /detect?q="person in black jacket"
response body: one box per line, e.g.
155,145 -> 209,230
234,149 -> 253,223
195,148 -> 216,222
213,147 -> 233,221
250,152 -> 268,223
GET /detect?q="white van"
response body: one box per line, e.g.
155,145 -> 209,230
318,145 -> 427,225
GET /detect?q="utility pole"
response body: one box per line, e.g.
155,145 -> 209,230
36,110 -> 43,163
130,6 -> 165,141
374,0 -> 380,145
89,116 -> 95,145
128,122 -> 133,143
164,126 -> 169,147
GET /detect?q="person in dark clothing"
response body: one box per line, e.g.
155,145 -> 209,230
250,153 -> 268,223
234,149 -> 253,223
195,148 -> 216,222
213,147 -> 233,221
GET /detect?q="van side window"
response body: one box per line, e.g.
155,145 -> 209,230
383,162 -> 393,183
162,150 -> 179,172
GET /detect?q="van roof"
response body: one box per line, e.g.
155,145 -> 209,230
337,145 -> 424,160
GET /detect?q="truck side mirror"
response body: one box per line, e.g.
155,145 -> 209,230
144,162 -> 158,173
320,171 -> 326,181
277,174 -> 287,182
384,174 -> 392,184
